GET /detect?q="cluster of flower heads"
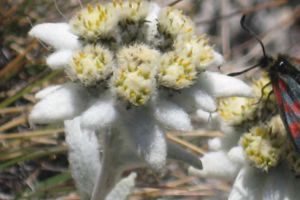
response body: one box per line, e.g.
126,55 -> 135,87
66,0 -> 223,106
218,74 -> 300,173
28,1 -> 254,199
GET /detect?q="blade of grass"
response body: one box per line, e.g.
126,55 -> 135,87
0,41 -> 37,85
0,115 -> 27,132
0,128 -> 64,140
0,145 -> 67,171
0,69 -> 62,109
20,172 -> 73,199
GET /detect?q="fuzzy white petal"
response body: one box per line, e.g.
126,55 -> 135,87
208,138 -> 222,151
227,146 -> 246,165
197,71 -> 253,98
262,166 -> 288,200
35,85 -> 62,100
229,166 -> 266,200
106,173 -> 137,200
121,108 -> 167,170
29,23 -> 80,49
46,50 -> 73,69
154,99 -> 192,131
190,151 -> 241,180
30,83 -> 88,124
210,51 -> 224,67
65,117 -> 101,200
193,90 -> 217,112
81,93 -> 117,130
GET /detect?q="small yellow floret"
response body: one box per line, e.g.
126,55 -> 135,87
70,3 -> 118,39
113,44 -> 159,106
241,116 -> 286,171
158,52 -> 197,89
113,0 -> 149,22
218,75 -> 276,126
158,7 -> 195,41
69,45 -> 114,86
175,36 -> 214,71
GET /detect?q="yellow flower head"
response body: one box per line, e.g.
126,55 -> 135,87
175,36 -> 214,71
158,52 -> 197,89
113,44 -> 160,106
114,0 -> 149,22
70,3 -> 118,40
158,7 -> 195,41
69,44 -> 114,87
241,116 -> 286,171
218,75 -> 276,126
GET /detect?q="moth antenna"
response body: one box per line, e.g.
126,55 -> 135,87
240,15 -> 267,58
227,63 -> 260,76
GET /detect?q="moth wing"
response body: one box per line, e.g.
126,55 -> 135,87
273,74 -> 300,151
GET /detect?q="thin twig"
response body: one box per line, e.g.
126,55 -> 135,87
168,0 -> 183,7
172,130 -> 223,138
0,105 -> 32,115
0,128 -> 64,140
166,133 -> 205,155
0,115 -> 27,132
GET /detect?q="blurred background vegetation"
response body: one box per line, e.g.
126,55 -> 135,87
0,0 -> 299,199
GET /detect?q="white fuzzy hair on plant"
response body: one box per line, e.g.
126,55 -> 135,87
29,1 -> 253,200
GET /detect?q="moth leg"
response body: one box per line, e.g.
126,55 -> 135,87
252,81 -> 272,105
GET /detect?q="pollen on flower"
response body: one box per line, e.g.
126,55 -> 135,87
175,36 -> 214,71
218,76 -> 276,126
70,3 -> 118,40
158,52 -> 197,89
241,116 -> 286,171
218,96 -> 254,125
112,44 -> 159,106
158,7 -> 195,41
69,44 -> 114,87
114,0 -> 149,22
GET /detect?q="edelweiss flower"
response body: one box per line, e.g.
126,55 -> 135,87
190,75 -> 300,200
29,1 -> 252,199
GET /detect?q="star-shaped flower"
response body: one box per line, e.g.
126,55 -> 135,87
29,1 -> 252,199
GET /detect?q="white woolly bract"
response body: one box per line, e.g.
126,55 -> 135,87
29,23 -> 80,49
190,151 -> 241,181
65,117 -> 101,200
193,89 -> 217,112
228,166 -> 266,200
81,93 -> 117,130
35,85 -> 62,100
197,71 -> 253,98
227,146 -> 246,165
208,138 -> 222,151
120,108 -> 167,171
46,49 -> 73,69
106,173 -> 137,200
154,99 -> 192,131
30,84 -> 88,124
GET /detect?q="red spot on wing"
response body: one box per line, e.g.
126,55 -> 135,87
290,122 -> 300,138
278,78 -> 287,90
